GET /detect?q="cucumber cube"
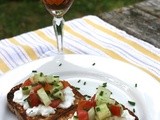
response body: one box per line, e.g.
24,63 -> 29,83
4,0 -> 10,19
37,88 -> 51,106
46,75 -> 60,84
95,103 -> 111,120
53,90 -> 65,101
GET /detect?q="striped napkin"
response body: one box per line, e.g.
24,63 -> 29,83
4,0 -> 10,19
0,15 -> 159,81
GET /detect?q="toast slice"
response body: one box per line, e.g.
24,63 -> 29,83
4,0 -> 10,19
7,83 -> 85,120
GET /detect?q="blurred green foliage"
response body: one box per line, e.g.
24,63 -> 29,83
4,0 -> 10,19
0,0 -> 143,39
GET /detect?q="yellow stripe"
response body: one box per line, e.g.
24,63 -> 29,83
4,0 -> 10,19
139,66 -> 160,81
64,25 -> 160,81
83,18 -> 160,62
64,25 -> 128,62
0,58 -> 10,73
8,38 -> 38,60
35,30 -> 73,54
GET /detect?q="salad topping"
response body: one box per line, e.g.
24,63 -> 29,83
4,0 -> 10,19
72,85 -> 135,120
13,71 -> 75,117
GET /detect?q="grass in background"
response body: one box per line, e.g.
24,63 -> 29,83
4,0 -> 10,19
0,0 -> 143,39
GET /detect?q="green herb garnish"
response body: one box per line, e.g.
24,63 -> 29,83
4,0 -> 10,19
102,82 -> 107,87
92,63 -> 96,66
128,101 -> 136,106
96,107 -> 101,112
40,72 -> 43,77
135,83 -> 137,87
59,63 -> 62,66
32,70 -> 37,73
78,79 -> 81,83
99,91 -> 104,96
133,108 -> 135,113
75,87 -> 80,90
73,116 -> 78,119
22,86 -> 28,90
84,95 -> 91,98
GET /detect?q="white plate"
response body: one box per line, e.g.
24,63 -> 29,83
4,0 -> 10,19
0,54 -> 160,120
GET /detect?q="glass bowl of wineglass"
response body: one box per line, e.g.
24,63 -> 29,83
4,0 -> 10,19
42,0 -> 74,54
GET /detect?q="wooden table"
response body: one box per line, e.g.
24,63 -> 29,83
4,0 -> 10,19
99,0 -> 160,48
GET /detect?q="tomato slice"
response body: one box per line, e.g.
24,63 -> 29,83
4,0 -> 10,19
44,83 -> 53,91
78,100 -> 96,111
32,84 -> 42,93
22,79 -> 32,87
109,105 -> 121,116
27,92 -> 41,107
49,99 -> 62,108
77,109 -> 89,120
61,80 -> 70,89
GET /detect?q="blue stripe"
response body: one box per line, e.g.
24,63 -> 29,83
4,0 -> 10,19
1,40 -> 29,63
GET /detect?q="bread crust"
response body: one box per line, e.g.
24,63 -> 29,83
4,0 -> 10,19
7,84 -> 85,120
116,101 -> 139,120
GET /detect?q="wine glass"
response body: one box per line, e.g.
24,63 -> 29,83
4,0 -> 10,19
42,0 -> 74,54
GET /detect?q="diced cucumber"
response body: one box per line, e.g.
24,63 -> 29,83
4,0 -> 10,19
96,96 -> 110,105
38,77 -> 46,83
54,82 -> 63,89
96,86 -> 112,105
22,86 -> 32,95
95,103 -> 111,120
53,90 -> 64,101
33,72 -> 45,83
46,75 -> 60,84
37,88 -> 51,106
50,82 -> 64,93
88,107 -> 95,120
96,86 -> 111,98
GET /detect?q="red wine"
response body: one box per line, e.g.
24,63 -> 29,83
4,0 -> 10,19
43,0 -> 74,10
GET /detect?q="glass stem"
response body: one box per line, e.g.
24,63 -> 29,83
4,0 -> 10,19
53,17 -> 64,54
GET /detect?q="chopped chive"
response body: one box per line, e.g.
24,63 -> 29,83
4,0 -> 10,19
99,91 -> 104,96
24,97 -> 28,101
128,101 -> 136,106
102,82 -> 107,87
83,81 -> 86,85
22,86 -> 28,90
92,63 -> 96,66
75,87 -> 80,90
53,88 -> 59,93
133,108 -> 135,113
54,76 -> 59,78
96,107 -> 101,112
84,95 -> 91,98
78,79 -> 81,83
135,83 -> 137,87
32,70 -> 37,73
59,63 -> 62,66
73,116 -> 78,119
40,72 -> 43,77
